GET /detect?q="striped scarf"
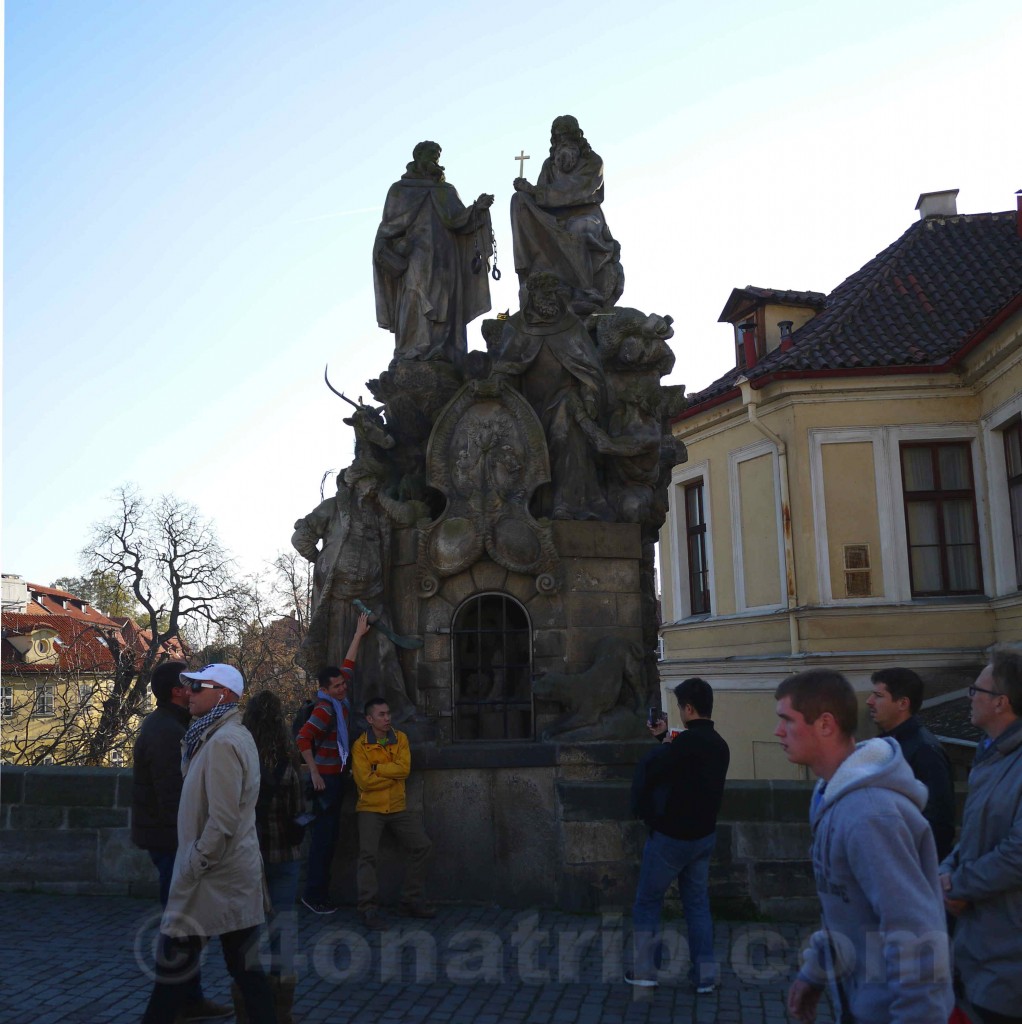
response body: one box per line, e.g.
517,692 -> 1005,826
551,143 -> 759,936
183,703 -> 234,768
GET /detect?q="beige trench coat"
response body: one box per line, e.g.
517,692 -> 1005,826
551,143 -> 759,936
161,707 -> 266,938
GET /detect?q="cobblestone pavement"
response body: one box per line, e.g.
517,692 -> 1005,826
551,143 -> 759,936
0,893 -> 836,1024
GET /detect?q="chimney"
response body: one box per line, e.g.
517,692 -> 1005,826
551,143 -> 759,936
915,189 -> 959,220
739,320 -> 758,369
778,320 -> 794,352
1016,190 -> 1022,239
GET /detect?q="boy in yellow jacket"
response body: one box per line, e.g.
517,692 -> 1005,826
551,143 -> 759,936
351,698 -> 434,929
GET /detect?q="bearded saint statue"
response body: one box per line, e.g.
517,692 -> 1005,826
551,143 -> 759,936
510,115 -> 624,315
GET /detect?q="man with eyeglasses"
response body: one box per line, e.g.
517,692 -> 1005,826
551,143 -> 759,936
140,664 -> 276,1024
940,648 -> 1022,1024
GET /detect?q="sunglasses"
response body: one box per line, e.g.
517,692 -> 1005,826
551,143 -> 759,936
189,681 -> 226,693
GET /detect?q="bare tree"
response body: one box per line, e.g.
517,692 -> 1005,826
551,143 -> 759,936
77,484 -> 241,764
191,552 -> 313,716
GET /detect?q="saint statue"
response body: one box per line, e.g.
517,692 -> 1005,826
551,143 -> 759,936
291,463 -> 425,721
374,141 -> 495,367
510,116 -> 624,314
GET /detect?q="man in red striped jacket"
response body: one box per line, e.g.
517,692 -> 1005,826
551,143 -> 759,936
297,612 -> 370,914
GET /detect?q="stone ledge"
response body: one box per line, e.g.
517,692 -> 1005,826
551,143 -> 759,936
552,521 -> 641,559
24,767 -> 119,808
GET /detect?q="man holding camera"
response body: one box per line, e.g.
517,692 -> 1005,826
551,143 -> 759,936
627,678 -> 730,994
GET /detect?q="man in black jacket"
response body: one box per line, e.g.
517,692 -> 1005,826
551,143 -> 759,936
131,661 -> 230,1023
627,678 -> 730,994
867,667 -> 955,859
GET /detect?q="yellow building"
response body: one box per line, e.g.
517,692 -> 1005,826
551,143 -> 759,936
0,577 -> 174,765
659,190 -> 1022,778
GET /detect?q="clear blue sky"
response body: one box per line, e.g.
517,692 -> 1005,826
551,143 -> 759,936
4,0 -> 1021,587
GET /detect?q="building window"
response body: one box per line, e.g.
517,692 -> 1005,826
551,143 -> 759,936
33,684 -> 55,717
1,686 -> 12,718
110,750 -> 125,767
900,442 -> 982,596
78,683 -> 92,705
1005,420 -> 1022,590
452,594 -> 532,741
685,480 -> 711,614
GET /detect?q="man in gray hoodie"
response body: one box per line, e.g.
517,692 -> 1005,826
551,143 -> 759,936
775,669 -> 953,1024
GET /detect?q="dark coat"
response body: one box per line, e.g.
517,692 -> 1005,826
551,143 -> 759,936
884,715 -> 956,860
131,702 -> 190,850
632,718 -> 730,840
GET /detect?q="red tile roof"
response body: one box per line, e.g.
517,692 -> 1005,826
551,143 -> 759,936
2,612 -> 185,674
686,209 -> 1022,409
24,582 -> 119,628
2,612 -> 119,674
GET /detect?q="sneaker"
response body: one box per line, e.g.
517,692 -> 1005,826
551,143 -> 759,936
359,909 -> 386,930
695,982 -> 717,995
301,897 -> 338,915
178,998 -> 233,1021
398,902 -> 437,919
624,971 -> 658,988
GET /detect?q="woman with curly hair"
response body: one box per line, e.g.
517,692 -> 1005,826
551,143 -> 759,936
242,690 -> 304,1024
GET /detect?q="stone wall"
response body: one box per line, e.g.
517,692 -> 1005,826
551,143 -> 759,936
0,748 -> 820,918
392,521 -> 645,743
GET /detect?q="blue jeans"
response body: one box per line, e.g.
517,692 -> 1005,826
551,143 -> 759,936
303,772 -> 347,903
147,848 -> 204,1004
632,830 -> 717,985
264,859 -> 301,974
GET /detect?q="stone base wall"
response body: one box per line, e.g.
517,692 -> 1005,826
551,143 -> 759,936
392,521 -> 645,743
0,746 -> 821,919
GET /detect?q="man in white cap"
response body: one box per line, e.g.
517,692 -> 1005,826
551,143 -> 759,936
140,664 -> 276,1024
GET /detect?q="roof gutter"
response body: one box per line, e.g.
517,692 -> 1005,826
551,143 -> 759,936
738,378 -> 800,657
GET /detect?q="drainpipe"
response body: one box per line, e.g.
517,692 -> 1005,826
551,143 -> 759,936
737,377 -> 800,656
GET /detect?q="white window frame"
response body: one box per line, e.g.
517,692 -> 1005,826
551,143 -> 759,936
1,685 -> 13,718
810,428 -> 895,604
982,390 -> 1022,596
886,424 -> 988,600
668,460 -> 715,619
810,424 -> 988,603
32,684 -> 55,717
728,439 -> 786,613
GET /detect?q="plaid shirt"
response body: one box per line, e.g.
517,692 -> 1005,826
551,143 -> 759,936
255,759 -> 303,864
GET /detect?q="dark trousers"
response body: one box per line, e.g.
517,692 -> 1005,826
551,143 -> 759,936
146,848 -> 203,1005
141,926 -> 275,1024
973,1007 -> 1022,1024
303,772 -> 348,903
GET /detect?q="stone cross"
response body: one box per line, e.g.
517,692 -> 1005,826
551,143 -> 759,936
515,150 -> 530,176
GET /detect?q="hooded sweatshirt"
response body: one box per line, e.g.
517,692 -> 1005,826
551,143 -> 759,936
798,737 -> 953,1024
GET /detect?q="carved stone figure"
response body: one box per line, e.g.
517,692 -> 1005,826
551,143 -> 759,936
291,464 -> 426,722
532,636 -> 648,741
595,308 -> 681,524
492,271 -> 613,521
418,378 -> 557,591
374,141 -> 495,366
511,115 -> 623,314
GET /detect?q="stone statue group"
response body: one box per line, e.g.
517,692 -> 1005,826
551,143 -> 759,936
292,116 -> 686,727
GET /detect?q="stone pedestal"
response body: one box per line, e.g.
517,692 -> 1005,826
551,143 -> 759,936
390,521 -> 645,743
